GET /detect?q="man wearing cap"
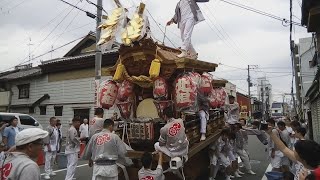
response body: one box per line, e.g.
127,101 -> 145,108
0,128 -> 48,180
65,117 -> 81,180
43,117 -> 59,180
166,0 -> 209,59
225,95 -> 240,124
82,119 -> 127,180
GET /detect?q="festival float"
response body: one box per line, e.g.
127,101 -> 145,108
98,3 -> 228,180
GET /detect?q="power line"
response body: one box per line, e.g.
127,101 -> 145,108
146,9 -> 177,48
218,0 -> 304,27
15,2 -> 80,66
0,34 -> 89,73
204,3 -> 252,62
203,14 -> 249,64
51,6 -> 83,47
58,0 -> 96,18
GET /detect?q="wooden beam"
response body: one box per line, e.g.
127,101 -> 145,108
126,129 -> 221,161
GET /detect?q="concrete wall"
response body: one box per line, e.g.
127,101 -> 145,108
299,37 -> 317,100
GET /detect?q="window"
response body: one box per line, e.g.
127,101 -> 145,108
0,115 -> 16,124
19,115 -> 36,126
17,84 -> 30,99
54,106 -> 63,116
74,108 -> 90,121
39,106 -> 46,115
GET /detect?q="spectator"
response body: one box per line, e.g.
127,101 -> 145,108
0,128 -> 48,180
290,121 -> 301,131
277,121 -> 291,173
3,117 -> 23,150
267,128 -> 320,180
267,118 -> 284,172
43,117 -> 59,180
294,127 -> 306,140
138,151 -> 165,180
79,119 -> 89,144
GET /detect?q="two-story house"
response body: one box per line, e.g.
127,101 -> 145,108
0,32 -> 119,134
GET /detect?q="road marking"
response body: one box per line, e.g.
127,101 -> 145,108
40,164 -> 88,176
261,163 -> 272,180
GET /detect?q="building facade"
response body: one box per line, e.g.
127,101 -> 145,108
0,32 -> 119,134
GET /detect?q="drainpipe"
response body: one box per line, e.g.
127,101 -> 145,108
8,83 -> 13,113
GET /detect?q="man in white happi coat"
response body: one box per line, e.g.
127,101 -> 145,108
89,108 -> 105,138
83,119 -> 127,180
138,151 -> 165,180
199,101 -> 209,141
167,0 -> 209,59
0,128 -> 48,180
224,95 -> 240,125
43,117 -> 59,180
209,128 -> 233,180
65,117 -> 81,180
154,107 -> 189,158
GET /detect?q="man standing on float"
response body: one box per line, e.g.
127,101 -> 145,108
167,0 -> 209,59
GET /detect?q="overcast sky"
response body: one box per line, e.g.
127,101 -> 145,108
0,0 -> 311,102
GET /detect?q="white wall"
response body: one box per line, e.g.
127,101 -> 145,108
299,37 -> 317,102
9,75 -> 114,135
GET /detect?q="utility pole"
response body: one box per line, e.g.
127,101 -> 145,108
27,38 -> 33,63
247,65 -> 257,117
247,65 -> 251,117
261,80 -> 265,120
94,0 -> 103,107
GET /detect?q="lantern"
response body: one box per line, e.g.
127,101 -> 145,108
219,88 -> 227,106
189,72 -> 201,87
200,72 -> 213,94
174,74 -> 197,111
153,100 -> 172,118
153,77 -> 168,100
117,101 -> 132,119
208,88 -> 219,108
117,80 -> 133,102
99,80 -> 118,109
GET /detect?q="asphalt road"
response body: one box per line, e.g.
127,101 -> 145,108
39,136 -> 269,180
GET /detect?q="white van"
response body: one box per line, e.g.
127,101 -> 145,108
0,113 -> 43,129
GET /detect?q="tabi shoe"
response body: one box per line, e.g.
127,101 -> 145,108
237,170 -> 245,175
209,177 -> 215,180
225,175 -> 232,180
43,175 -> 50,180
247,170 -> 256,175
200,134 -> 206,141
229,175 -> 235,179
177,50 -> 188,58
50,172 -> 56,176
234,172 -> 242,178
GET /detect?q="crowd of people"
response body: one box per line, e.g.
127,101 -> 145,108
0,94 -> 319,180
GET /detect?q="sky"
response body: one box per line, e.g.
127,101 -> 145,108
0,0 -> 312,102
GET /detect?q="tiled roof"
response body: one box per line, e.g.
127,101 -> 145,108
41,49 -> 119,65
0,67 -> 41,81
